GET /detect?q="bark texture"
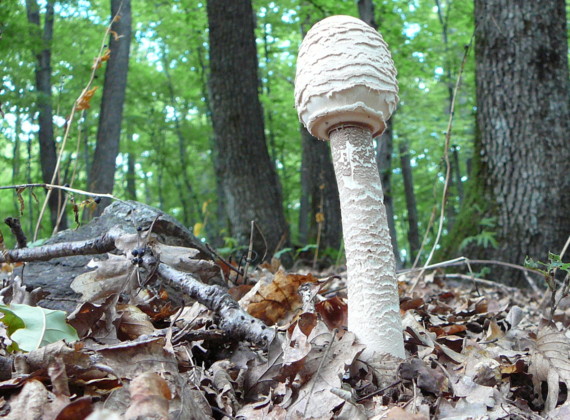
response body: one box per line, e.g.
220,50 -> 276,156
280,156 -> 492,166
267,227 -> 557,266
463,0 -> 570,283
376,121 -> 401,268
399,142 -> 421,264
25,0 -> 67,230
88,0 -> 132,215
207,0 -> 288,258
330,126 -> 404,359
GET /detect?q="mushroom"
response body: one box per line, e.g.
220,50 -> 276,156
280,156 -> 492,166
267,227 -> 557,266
294,15 -> 404,359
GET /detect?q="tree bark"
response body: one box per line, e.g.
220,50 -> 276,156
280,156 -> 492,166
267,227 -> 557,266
452,0 -> 570,285
399,142 -> 421,264
25,0 -> 67,230
206,0 -> 289,259
298,126 -> 342,252
88,0 -> 131,215
377,120 -> 401,268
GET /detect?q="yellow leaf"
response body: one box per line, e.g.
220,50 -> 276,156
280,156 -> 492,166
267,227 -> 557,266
193,222 -> 204,237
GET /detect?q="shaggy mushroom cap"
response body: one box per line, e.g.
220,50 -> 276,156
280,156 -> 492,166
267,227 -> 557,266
294,15 -> 399,140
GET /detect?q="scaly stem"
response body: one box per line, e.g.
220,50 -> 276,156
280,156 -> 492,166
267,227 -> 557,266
329,125 -> 404,359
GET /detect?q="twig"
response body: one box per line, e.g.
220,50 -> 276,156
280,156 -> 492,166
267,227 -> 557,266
156,262 -> 274,347
205,243 -> 243,277
0,183 -> 123,202
442,273 -> 518,292
302,329 -> 337,418
0,225 -> 273,347
355,380 -> 402,403
4,218 -> 27,248
243,220 -> 255,283
411,34 -> 474,293
34,4 -> 123,240
403,256 -> 540,276
0,227 -> 120,263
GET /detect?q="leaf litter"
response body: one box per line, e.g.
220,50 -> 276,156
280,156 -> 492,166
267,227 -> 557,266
0,229 -> 568,419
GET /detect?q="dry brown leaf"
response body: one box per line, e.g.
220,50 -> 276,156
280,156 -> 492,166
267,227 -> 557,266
68,296 -> 116,338
315,297 -> 347,330
3,379 -> 49,420
117,304 -> 155,340
76,87 -> 98,110
247,270 -> 318,325
529,323 -> 570,413
154,243 -> 218,276
124,372 -> 171,420
399,358 -> 448,395
50,397 -> 93,420
210,360 -> 239,416
287,331 -> 365,419
71,254 -> 133,302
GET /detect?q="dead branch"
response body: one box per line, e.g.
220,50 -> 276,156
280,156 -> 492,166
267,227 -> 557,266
156,262 -> 275,347
0,228 -> 120,263
0,226 -> 273,347
4,218 -> 27,249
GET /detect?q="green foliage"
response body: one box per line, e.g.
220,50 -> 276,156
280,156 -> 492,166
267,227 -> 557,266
1,0 -> 479,262
525,253 -> 570,291
0,304 -> 79,352
459,217 -> 498,251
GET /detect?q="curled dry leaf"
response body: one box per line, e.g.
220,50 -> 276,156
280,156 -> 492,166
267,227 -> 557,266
315,296 -> 348,331
76,87 -> 98,110
209,360 -> 240,416
117,304 -> 155,340
528,323 -> 570,413
247,270 -> 318,325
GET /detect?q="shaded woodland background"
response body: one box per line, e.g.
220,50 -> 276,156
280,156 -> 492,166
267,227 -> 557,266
1,0 -> 569,285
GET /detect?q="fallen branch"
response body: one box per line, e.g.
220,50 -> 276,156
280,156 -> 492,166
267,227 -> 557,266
0,228 -> 119,263
156,262 -> 274,347
0,227 -> 273,347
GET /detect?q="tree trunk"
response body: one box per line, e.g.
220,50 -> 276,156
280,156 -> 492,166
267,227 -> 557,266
88,0 -> 131,215
451,145 -> 464,200
206,0 -> 289,259
298,127 -> 342,252
399,142 -> 421,264
25,0 -> 67,230
377,120 -> 401,268
452,0 -> 570,285
126,130 -> 137,201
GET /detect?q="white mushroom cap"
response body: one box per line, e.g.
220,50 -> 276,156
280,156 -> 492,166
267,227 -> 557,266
295,15 -> 399,140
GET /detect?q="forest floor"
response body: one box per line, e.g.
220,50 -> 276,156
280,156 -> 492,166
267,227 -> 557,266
0,219 -> 569,420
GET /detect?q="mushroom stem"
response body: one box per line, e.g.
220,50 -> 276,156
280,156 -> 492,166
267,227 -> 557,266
329,125 -> 405,359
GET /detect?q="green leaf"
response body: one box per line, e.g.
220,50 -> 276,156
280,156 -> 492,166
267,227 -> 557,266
0,304 -> 79,352
0,305 -> 25,336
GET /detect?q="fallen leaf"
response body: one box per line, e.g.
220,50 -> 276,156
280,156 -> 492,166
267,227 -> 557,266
247,270 -> 318,325
529,322 -> 570,413
71,254 -> 133,302
117,304 -> 155,340
124,372 -> 171,420
315,297 -> 347,330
